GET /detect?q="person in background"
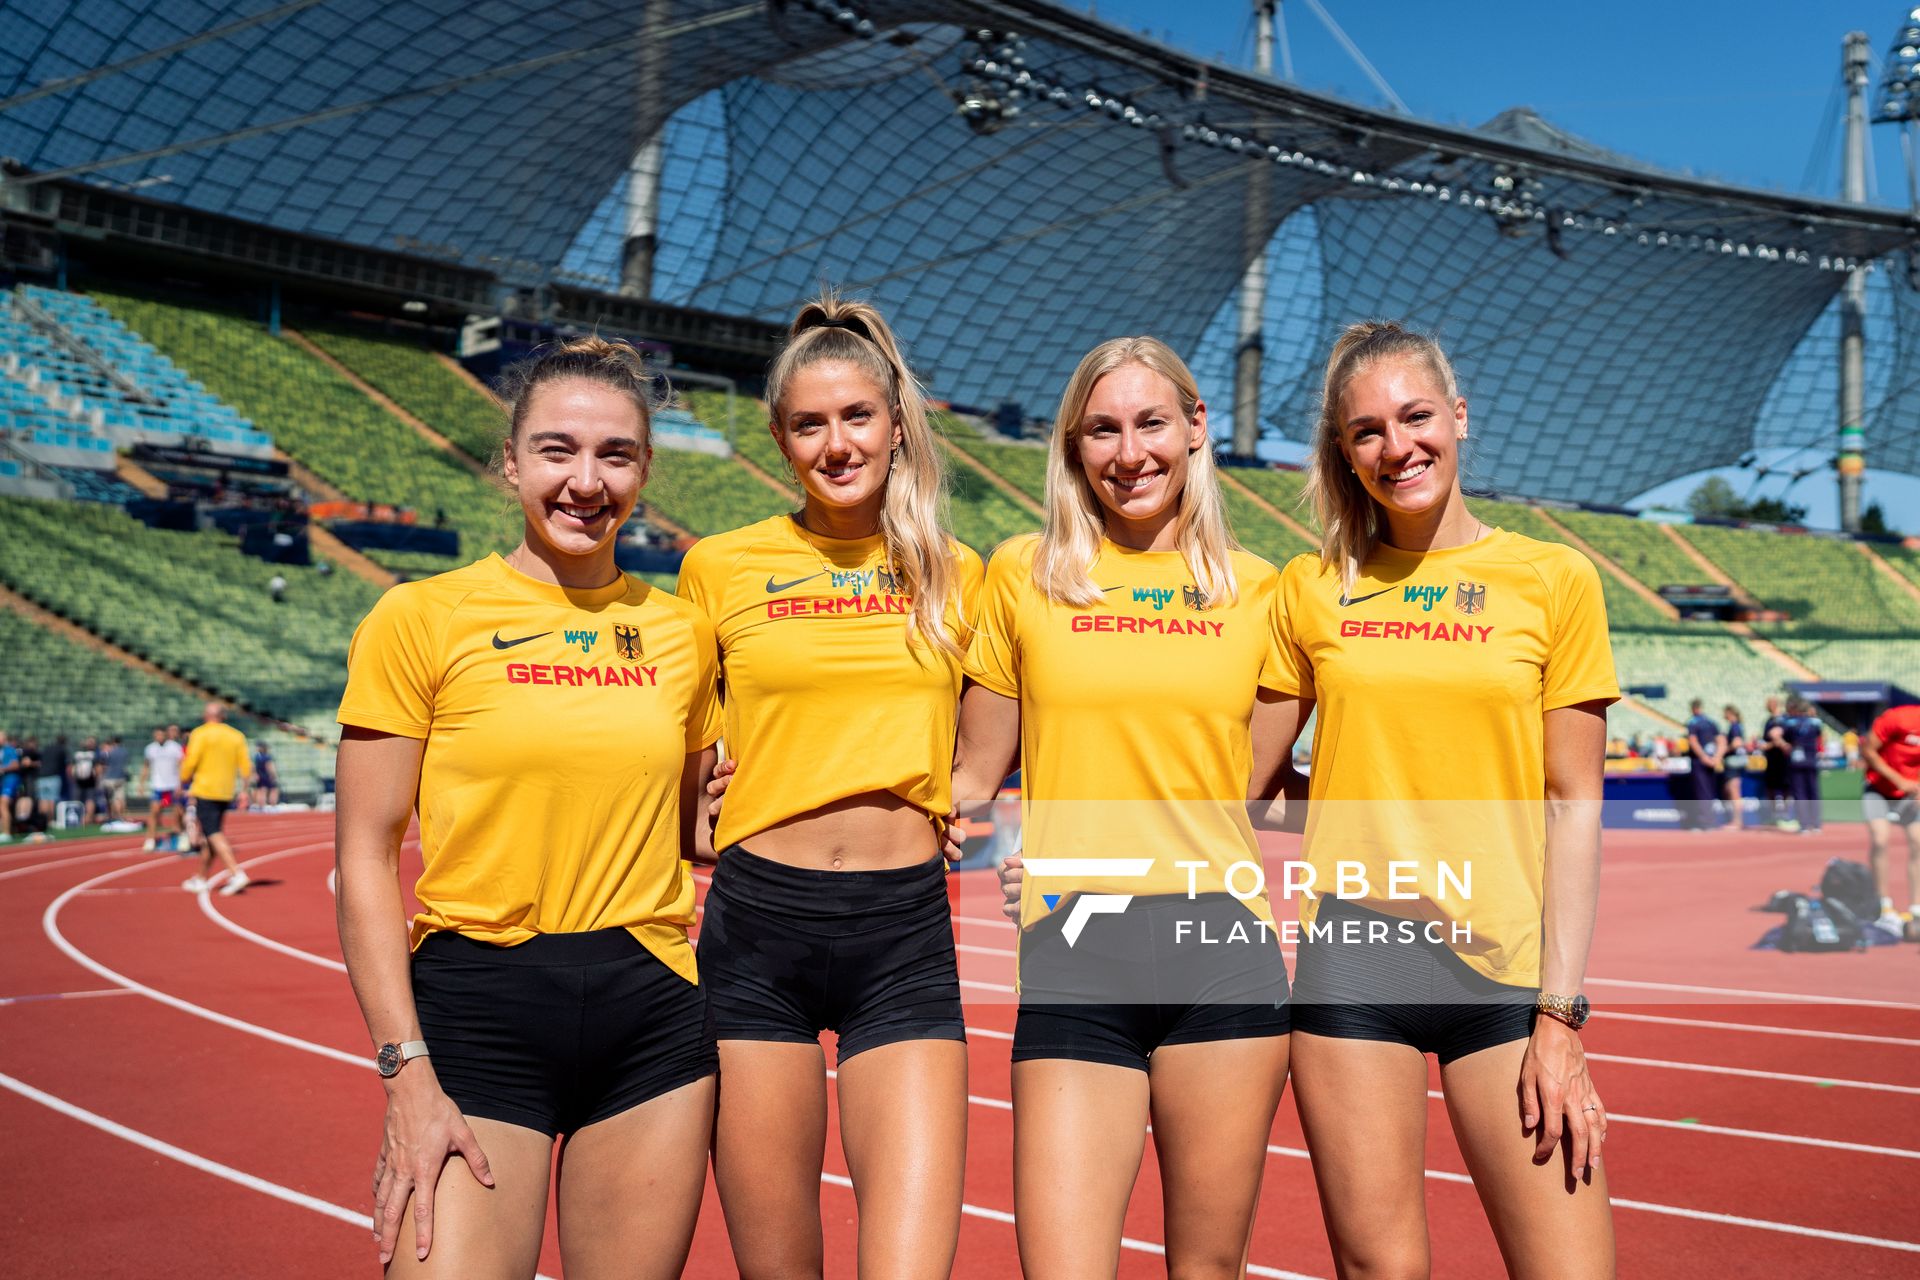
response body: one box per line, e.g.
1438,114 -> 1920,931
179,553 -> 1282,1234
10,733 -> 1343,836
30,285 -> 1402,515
0,730 -> 18,841
71,736 -> 100,826
100,736 -> 129,821
1760,695 -> 1792,829
39,733 -> 70,819
1720,706 -> 1747,832
179,703 -> 254,895
1683,699 -> 1724,832
1784,697 -> 1824,835
142,725 -> 185,851
19,737 -> 45,823
1860,701 -> 1920,932
253,742 -> 281,809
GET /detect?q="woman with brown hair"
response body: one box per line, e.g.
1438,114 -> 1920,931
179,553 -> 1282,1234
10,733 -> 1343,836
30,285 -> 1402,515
336,337 -> 722,1278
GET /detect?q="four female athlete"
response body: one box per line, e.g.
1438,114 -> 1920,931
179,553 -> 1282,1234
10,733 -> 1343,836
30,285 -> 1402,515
676,296 -> 980,1278
337,309 -> 1621,1278
953,337 -> 1294,1279
1266,321 -> 1617,1278
337,337 -> 722,1278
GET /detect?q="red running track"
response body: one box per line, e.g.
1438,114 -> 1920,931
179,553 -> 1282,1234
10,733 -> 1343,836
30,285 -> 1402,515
2,813 -> 1918,1277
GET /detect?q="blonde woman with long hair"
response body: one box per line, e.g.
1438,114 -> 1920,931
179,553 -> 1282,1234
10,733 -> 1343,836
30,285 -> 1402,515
1266,320 -> 1617,1277
676,294 -> 981,1278
956,337 -> 1296,1278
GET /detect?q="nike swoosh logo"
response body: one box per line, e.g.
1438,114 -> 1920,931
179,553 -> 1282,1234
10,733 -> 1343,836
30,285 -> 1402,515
491,631 -> 551,649
765,572 -> 825,593
1098,585 -> 1126,593
1338,587 -> 1394,607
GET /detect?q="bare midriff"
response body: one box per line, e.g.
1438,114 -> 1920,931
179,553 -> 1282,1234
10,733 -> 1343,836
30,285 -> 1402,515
735,789 -> 939,871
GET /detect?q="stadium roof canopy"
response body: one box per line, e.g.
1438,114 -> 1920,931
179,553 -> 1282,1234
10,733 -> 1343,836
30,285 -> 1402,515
4,0 -> 1920,500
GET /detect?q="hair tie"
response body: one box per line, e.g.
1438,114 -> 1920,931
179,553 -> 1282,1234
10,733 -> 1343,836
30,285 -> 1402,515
816,316 -> 856,332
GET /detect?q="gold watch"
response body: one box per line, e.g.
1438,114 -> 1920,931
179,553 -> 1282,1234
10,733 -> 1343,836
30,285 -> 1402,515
1534,992 -> 1590,1030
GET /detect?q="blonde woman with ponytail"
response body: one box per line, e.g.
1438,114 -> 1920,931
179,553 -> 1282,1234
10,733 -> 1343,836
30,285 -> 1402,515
675,293 -> 979,1278
1263,321 -> 1618,1276
956,337 -> 1297,1278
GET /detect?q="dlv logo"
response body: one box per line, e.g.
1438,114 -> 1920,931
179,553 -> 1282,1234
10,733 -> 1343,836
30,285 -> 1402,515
1132,587 -> 1175,610
612,624 -> 642,661
564,629 -> 598,654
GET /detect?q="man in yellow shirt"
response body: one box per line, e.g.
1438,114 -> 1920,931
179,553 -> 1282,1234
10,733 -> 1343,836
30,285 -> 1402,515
178,703 -> 254,897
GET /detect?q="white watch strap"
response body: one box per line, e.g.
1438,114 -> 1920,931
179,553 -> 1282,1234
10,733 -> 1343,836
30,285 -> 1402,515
399,1040 -> 429,1062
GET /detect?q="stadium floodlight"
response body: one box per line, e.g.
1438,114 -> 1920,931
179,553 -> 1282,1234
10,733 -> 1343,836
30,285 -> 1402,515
1874,16 -> 1920,122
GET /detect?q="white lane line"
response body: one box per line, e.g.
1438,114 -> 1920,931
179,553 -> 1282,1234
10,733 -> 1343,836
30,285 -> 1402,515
1408,1089 -> 1920,1161
816,1170 -> 1324,1278
0,1068 -> 369,1226
1585,976 -> 1920,1012
1586,1052 -> 1920,1096
42,843 -> 369,1070
955,941 -> 1016,958
0,1071 -> 563,1279
196,845 -> 348,973
959,978 -> 1016,994
1596,1010 -> 1920,1048
0,989 -> 134,1006
0,845 -> 149,882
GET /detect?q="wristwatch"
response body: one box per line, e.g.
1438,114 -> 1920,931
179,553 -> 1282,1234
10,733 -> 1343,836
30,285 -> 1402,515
375,1040 -> 430,1078
1535,992 -> 1591,1030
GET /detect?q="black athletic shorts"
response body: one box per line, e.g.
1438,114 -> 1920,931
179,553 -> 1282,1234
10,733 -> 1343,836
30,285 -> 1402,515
1013,893 -> 1291,1072
1291,897 -> 1536,1064
697,844 -> 965,1061
195,798 -> 229,837
411,928 -> 716,1138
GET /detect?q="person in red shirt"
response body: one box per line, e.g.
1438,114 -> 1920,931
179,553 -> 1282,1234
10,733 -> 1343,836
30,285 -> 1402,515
1861,703 -> 1920,931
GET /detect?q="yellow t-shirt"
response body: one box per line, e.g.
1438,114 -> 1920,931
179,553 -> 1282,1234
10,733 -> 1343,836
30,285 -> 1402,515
963,534 -> 1280,930
676,514 -> 983,850
337,553 -> 722,981
181,722 -> 251,802
1260,530 -> 1619,985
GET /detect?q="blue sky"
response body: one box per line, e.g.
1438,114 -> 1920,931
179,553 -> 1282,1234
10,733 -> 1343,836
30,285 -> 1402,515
1083,1 -> 1920,529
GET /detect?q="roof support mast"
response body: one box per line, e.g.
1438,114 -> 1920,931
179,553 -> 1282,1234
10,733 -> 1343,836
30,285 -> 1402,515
1838,31 -> 1869,533
1232,0 -> 1277,459
620,1 -> 670,299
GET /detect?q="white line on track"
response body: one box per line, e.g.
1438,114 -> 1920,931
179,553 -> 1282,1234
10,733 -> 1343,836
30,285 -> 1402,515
0,1071 -> 563,1279
1586,1052 -> 1920,1095
78,833 -> 1920,1257
0,845 -> 148,882
195,845 -> 348,973
1596,1009 -> 1920,1048
1586,975 -> 1920,1012
0,988 -> 133,1006
42,843 -> 369,1070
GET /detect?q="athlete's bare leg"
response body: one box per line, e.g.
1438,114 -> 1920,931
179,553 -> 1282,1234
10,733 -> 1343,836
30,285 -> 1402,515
1149,1035 -> 1291,1278
712,1040 -> 829,1279
1011,1057 -> 1150,1280
557,1075 -> 716,1280
385,1116 -> 551,1280
1291,1032 -> 1433,1279
1441,1038 -> 1614,1280
835,1038 -> 967,1279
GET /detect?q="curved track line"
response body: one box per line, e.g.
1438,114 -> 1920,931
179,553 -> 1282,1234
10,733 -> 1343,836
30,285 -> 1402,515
196,844 -> 354,973
0,1071 -> 564,1280
42,843 -> 368,1070
0,1068 -> 370,1226
0,844 -> 147,882
1586,1051 -> 1920,1095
